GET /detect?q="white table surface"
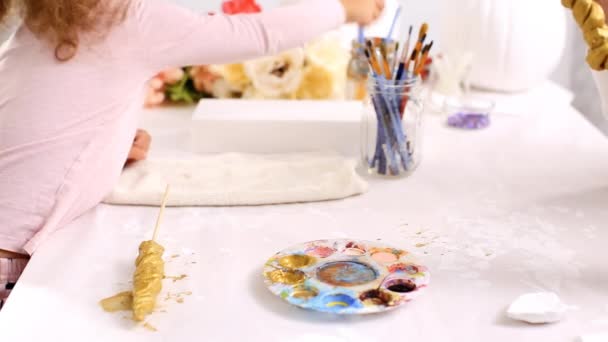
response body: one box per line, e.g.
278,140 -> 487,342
2,82 -> 608,342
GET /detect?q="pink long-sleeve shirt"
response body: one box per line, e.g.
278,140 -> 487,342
0,0 -> 346,254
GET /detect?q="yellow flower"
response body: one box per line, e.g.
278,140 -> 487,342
209,64 -> 251,92
296,65 -> 334,100
302,32 -> 350,99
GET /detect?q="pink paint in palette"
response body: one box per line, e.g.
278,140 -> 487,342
263,239 -> 430,314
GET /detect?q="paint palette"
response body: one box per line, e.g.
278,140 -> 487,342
263,239 -> 430,314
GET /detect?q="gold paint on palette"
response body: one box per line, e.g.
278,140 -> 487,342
100,291 -> 133,313
266,269 -> 306,285
291,286 -> 319,300
278,254 -> 315,269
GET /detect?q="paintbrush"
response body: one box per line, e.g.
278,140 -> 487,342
358,26 -> 365,45
364,46 -> 383,76
368,39 -> 391,80
405,34 -> 424,75
385,6 -> 402,43
414,41 -> 434,76
390,42 -> 400,78
418,23 -> 429,42
412,23 -> 429,71
400,25 -> 413,63
378,45 -> 392,79
393,26 -> 413,81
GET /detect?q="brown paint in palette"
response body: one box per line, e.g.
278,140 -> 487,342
316,261 -> 378,287
359,289 -> 394,306
384,278 -> 417,293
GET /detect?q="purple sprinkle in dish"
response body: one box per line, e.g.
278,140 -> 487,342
447,112 -> 490,130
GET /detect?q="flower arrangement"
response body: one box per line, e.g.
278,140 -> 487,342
145,0 -> 349,107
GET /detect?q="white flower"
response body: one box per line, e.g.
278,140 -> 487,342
243,49 -> 305,98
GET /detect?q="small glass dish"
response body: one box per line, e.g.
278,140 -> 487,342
443,96 -> 495,130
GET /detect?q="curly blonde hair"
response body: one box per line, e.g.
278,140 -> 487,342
0,0 -> 129,61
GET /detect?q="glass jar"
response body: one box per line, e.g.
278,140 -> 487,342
360,76 -> 424,177
347,39 -> 398,101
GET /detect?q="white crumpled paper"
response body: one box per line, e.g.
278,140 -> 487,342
104,152 -> 368,207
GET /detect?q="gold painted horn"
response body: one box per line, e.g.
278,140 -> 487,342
563,0 -> 608,70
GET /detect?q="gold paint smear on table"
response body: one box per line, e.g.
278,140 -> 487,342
143,323 -> 158,332
165,274 -> 188,283
100,291 -> 133,312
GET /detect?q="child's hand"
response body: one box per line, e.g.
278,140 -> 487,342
125,129 -> 151,167
340,0 -> 385,26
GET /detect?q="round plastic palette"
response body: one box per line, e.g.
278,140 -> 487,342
263,239 -> 430,314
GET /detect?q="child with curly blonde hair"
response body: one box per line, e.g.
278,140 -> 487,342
0,0 -> 385,308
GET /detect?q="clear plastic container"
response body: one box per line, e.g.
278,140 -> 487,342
443,96 -> 495,130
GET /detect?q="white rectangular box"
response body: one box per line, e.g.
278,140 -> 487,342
190,99 -> 363,156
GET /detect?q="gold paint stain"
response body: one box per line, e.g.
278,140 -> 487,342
278,255 -> 315,269
266,269 -> 306,285
100,291 -> 133,312
171,254 -> 180,258
143,322 -> 157,332
163,291 -> 193,303
415,243 -> 428,248
165,274 -> 188,283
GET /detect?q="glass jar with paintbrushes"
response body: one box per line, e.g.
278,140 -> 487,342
359,21 -> 434,177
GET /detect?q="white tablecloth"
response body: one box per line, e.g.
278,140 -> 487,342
2,82 -> 608,342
